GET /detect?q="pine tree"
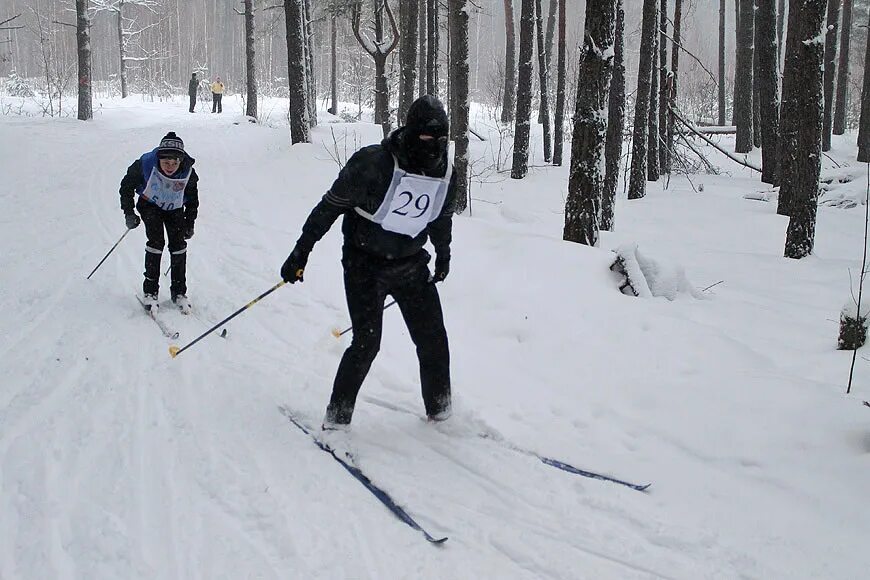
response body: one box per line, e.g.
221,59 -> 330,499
781,0 -> 826,258
243,0 -> 257,120
501,0 -> 517,123
399,0 -> 419,124
821,0 -> 840,151
563,0 -> 617,245
757,0 -> 780,184
627,0 -> 658,199
832,0 -> 853,134
552,0 -> 568,166
857,8 -> 870,162
449,0 -> 470,212
734,0 -> 755,153
602,0 -> 625,230
510,0 -> 536,179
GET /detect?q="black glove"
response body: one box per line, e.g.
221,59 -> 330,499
125,212 -> 141,229
184,221 -> 195,240
281,246 -> 309,283
433,254 -> 450,282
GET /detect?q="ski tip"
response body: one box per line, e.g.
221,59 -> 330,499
428,536 -> 449,545
636,483 -> 652,492
169,345 -> 180,358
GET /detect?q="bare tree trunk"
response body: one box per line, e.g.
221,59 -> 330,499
244,0 -> 257,120
563,0 -> 617,245
858,7 -> 870,162
285,0 -> 310,143
602,0 -> 625,230
719,0 -> 727,125
399,0 -> 419,124
647,6 -> 660,181
628,0 -> 658,199
658,0 -> 668,174
418,0 -> 427,97
501,0 -> 517,123
757,0 -> 780,184
537,0 -> 557,122
511,0 -> 536,179
534,0 -> 552,162
735,0 -> 755,152
353,1 -> 400,137
753,11 -> 762,148
303,0 -> 317,128
449,0 -> 470,212
117,4 -> 128,98
666,0 -> 682,175
76,0 -> 92,121
832,0 -> 852,134
553,0 -> 568,166
821,0 -> 840,151
781,0 -> 825,258
329,3 -> 338,115
427,0 -> 439,96
777,0 -> 786,66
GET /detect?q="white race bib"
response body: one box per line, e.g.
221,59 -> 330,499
141,167 -> 189,211
356,148 -> 453,238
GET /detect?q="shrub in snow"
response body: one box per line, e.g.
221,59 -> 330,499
610,243 -> 705,300
838,299 -> 869,350
3,71 -> 34,98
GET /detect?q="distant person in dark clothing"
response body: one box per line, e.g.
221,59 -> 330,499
281,95 -> 456,430
120,132 -> 199,313
188,73 -> 198,113
210,76 -> 225,113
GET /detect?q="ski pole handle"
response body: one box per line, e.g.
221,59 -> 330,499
331,298 -> 397,338
169,279 -> 289,358
86,229 -> 131,280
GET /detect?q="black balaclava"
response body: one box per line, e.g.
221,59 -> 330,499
403,95 -> 449,172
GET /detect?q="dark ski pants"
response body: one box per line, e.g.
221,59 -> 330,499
326,247 -> 451,425
137,198 -> 187,298
189,94 -> 196,113
212,93 -> 222,113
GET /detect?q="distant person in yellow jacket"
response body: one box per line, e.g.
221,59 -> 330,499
210,77 -> 224,113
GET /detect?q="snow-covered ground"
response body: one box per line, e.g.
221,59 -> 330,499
1,93 -> 869,579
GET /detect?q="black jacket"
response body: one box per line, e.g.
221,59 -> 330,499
295,128 -> 456,261
188,78 -> 198,97
119,151 -> 199,220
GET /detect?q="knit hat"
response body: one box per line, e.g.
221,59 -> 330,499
157,132 -> 184,159
405,95 -> 449,137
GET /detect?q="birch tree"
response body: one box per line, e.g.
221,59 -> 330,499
92,0 -> 161,99
448,0 -> 469,212
563,0 -> 617,246
76,0 -> 93,121
240,0 -> 257,120
285,0 -> 309,143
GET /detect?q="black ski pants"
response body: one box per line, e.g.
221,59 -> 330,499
327,247 -> 451,424
138,198 -> 187,298
189,93 -> 196,113
212,93 -> 222,113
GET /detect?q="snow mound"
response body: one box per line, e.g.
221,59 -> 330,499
610,243 -> 706,300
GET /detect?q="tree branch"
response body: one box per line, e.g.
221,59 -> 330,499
670,106 -> 762,172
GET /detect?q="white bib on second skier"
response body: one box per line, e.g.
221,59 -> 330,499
358,150 -> 453,238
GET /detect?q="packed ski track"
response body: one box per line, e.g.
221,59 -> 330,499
2,95 -> 870,579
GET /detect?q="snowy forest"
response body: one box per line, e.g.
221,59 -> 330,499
3,0 -> 870,578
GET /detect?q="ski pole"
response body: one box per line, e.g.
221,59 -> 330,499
331,299 -> 397,338
87,229 -> 131,280
169,278 -> 292,358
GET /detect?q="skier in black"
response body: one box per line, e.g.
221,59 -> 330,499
188,73 -> 198,113
120,132 -> 199,313
281,95 -> 456,429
